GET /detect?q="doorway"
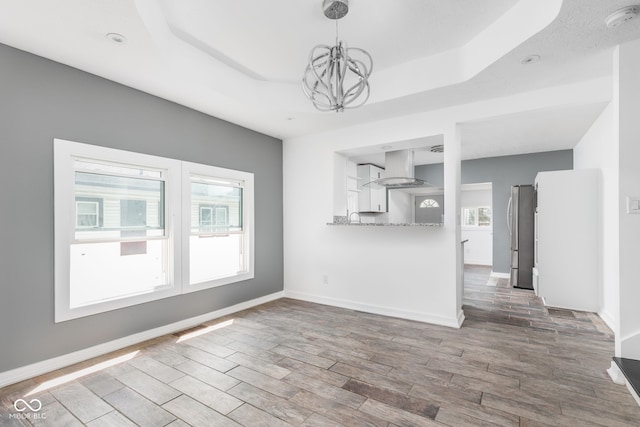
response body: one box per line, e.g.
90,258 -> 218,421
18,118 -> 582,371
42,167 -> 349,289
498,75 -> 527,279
414,194 -> 444,224
461,183 -> 493,267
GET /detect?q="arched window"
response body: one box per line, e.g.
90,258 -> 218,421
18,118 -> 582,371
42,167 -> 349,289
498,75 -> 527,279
419,199 -> 439,208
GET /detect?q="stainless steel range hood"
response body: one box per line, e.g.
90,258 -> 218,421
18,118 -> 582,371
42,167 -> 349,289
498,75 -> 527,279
365,149 -> 429,189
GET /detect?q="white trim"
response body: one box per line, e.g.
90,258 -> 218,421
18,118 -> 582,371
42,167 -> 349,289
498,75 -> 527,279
599,309 -> 616,334
626,381 -> 640,405
491,271 -> 511,279
463,259 -> 492,266
607,361 -> 640,407
54,139 -> 256,322
284,291 -> 462,329
456,309 -> 466,328
54,139 -> 183,322
181,160 -> 255,293
627,379 -> 640,407
0,292 -> 284,389
608,361 -> 626,385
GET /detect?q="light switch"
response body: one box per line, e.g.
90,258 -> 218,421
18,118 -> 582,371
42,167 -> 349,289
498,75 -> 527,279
627,197 -> 640,214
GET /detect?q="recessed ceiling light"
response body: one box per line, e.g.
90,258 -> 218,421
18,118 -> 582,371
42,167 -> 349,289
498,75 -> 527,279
106,33 -> 127,44
605,6 -> 639,28
520,54 -> 540,65
285,117 -> 295,121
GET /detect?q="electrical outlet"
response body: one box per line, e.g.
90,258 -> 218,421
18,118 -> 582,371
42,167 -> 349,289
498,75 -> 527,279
627,196 -> 640,214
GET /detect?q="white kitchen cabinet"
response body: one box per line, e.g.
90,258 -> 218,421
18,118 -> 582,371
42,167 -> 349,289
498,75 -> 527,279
346,159 -> 360,216
357,164 -> 387,213
535,169 -> 599,312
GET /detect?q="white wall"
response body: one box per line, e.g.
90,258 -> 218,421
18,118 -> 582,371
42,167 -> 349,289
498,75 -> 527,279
284,127 -> 462,327
283,78 -> 609,329
461,186 -> 493,266
573,40 -> 640,360
573,103 -> 616,330
616,40 -> 640,359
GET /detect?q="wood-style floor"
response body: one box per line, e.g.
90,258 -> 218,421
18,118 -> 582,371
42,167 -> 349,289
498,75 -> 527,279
2,266 -> 640,426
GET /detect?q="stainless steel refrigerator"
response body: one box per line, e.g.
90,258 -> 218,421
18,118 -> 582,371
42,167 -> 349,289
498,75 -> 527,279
508,185 -> 535,290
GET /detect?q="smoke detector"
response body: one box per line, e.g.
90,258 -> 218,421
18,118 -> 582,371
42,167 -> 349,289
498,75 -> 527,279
106,33 -> 127,44
605,6 -> 639,28
429,145 -> 444,153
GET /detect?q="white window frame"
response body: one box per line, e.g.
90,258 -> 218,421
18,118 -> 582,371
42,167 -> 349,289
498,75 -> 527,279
181,161 -> 254,293
54,139 -> 254,322
461,206 -> 492,229
75,200 -> 100,228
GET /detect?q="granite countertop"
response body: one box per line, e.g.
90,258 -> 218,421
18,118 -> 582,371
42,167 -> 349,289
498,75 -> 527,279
328,216 -> 443,227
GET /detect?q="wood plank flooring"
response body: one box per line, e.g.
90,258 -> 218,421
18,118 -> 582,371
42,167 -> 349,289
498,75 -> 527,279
2,266 -> 639,426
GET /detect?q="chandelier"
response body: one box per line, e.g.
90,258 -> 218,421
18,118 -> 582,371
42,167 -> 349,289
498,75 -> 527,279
302,0 -> 372,112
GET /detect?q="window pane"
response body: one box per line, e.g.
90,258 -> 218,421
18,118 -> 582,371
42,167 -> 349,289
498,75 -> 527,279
75,171 -> 164,240
420,199 -> 439,208
190,234 -> 244,284
121,199 -> 147,227
191,181 -> 242,233
76,201 -> 99,228
478,207 -> 492,226
200,207 -> 213,226
462,208 -> 476,226
69,240 -> 169,308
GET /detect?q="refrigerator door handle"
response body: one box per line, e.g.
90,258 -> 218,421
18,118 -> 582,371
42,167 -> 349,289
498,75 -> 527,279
507,196 -> 512,236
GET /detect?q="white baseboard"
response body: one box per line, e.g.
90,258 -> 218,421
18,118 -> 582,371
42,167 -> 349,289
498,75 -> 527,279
490,271 -> 510,279
608,361 -> 626,385
608,361 -> 640,408
598,309 -> 616,335
284,291 -> 462,329
0,291 -> 284,389
463,260 -> 492,266
626,378 -> 640,407
456,309 -> 466,328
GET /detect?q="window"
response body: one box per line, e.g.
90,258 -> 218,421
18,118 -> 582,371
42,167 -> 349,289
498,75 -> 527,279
477,207 -> 492,227
54,139 -> 254,322
419,199 -> 440,208
462,206 -> 492,227
198,205 -> 230,231
75,198 -> 102,228
183,163 -> 253,292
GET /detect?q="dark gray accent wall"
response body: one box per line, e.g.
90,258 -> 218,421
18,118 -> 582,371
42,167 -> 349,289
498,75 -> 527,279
415,195 -> 444,224
415,150 -> 573,273
0,43 -> 283,373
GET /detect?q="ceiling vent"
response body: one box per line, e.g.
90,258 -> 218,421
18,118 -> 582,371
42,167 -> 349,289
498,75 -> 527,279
429,144 -> 444,153
605,6 -> 639,28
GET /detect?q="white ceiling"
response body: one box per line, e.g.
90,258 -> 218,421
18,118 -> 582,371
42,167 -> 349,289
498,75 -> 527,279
0,0 -> 639,160
160,0 -> 516,82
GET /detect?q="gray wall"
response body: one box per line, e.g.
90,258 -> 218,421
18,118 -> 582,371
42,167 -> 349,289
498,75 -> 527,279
415,150 -> 573,273
0,43 -> 283,372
